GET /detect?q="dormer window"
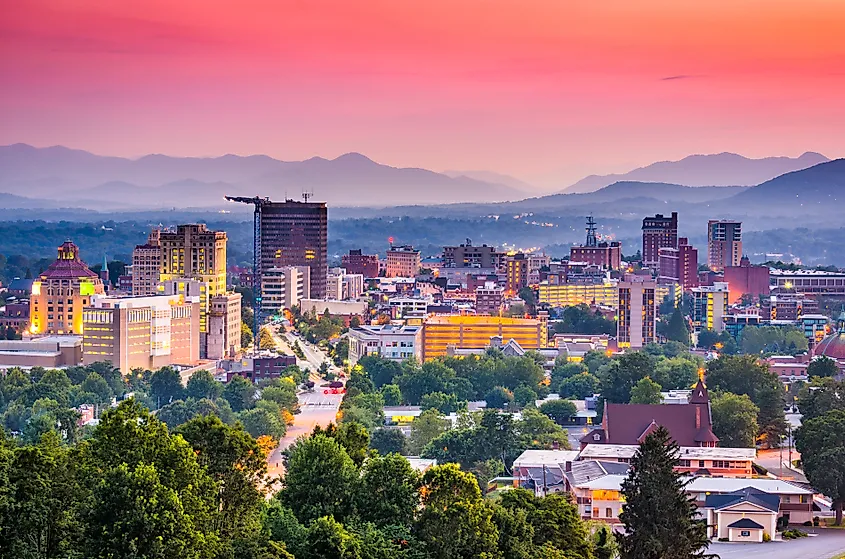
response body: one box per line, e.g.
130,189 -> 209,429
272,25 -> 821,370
593,434 -> 601,441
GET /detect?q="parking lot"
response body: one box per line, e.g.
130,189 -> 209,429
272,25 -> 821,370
708,529 -> 845,559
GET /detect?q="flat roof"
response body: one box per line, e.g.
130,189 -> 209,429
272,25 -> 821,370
513,449 -> 581,467
687,477 -> 812,495
579,444 -> 755,461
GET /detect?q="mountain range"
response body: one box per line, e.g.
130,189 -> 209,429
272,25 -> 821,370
561,152 -> 829,193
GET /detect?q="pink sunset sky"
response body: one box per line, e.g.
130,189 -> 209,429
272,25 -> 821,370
2,0 -> 844,188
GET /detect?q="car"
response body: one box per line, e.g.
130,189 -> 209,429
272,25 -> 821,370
324,380 -> 345,395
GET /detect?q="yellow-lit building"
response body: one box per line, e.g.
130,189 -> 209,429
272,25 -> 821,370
538,281 -> 618,308
29,241 -> 105,336
158,224 -> 227,334
421,315 -> 547,361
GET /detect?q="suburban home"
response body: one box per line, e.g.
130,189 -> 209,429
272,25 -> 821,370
703,488 -> 779,542
578,444 -> 755,478
512,449 -> 581,496
563,460 -> 630,524
580,379 -> 718,449
688,477 -> 815,526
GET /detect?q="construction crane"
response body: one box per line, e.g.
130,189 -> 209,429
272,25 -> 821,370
225,195 -> 270,351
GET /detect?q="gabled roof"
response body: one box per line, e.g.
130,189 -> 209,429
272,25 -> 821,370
688,379 -> 710,404
704,487 -> 780,512
603,402 -> 718,447
565,460 -> 630,487
727,518 -> 765,529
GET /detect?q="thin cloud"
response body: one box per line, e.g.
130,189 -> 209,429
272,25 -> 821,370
661,75 -> 702,81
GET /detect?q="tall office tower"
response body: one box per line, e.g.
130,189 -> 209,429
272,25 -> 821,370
505,253 -> 529,295
260,200 -> 328,298
131,229 -> 162,296
707,220 -> 742,272
158,224 -> 228,335
29,241 -> 105,335
642,212 -> 678,269
658,237 -> 699,289
617,279 -> 657,349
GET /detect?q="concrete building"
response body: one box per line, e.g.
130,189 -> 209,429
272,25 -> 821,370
389,297 -> 429,319
131,229 -> 162,297
347,324 -> 422,365
475,282 -> 504,315
642,212 -> 678,269
326,272 -> 343,300
326,268 -> 365,300
579,444 -> 755,478
82,294 -> 200,373
386,245 -> 421,278
723,256 -> 770,304
261,266 -> 310,316
616,279 -> 657,349
219,354 -> 298,383
570,242 -> 622,270
692,282 -> 729,333
260,199 -> 328,298
527,253 -> 551,285
158,224 -> 227,336
299,299 -> 368,319
30,241 -> 106,336
658,237 -> 698,289
341,249 -> 379,278
443,242 -> 501,269
421,315 -> 547,361
0,336 -> 82,369
538,280 -> 618,308
770,268 -> 845,298
707,220 -> 742,271
342,273 -> 364,299
505,253 -> 528,295
207,292 -> 242,359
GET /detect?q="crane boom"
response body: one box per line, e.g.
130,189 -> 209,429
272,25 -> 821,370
225,195 -> 270,352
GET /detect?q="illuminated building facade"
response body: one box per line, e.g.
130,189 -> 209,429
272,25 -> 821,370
29,241 -> 105,335
707,220 -> 742,272
538,281 -> 618,308
617,279 -> 657,349
421,315 -> 547,361
691,282 -> 729,333
386,245 -> 421,278
131,229 -> 162,297
505,253 -> 528,295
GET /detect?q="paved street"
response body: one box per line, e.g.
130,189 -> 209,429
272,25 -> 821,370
709,529 -> 845,559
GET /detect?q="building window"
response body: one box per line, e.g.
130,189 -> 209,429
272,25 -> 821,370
592,508 -> 598,518
699,460 -> 705,468
606,508 -> 612,518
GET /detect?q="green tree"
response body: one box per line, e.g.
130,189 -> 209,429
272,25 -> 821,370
239,408 -> 287,439
358,355 -> 403,388
379,384 -> 402,406
696,329 -> 720,350
539,399 -> 577,425
186,370 -> 224,401
150,366 -> 185,408
485,386 -> 514,409
300,516 -> 361,559
583,350 -> 610,374
665,306 -> 690,345
600,351 -> 657,404
808,356 -> 839,379
628,377 -> 662,405
797,378 -> 845,421
312,422 -> 371,467
81,372 -> 114,404
408,409 -> 449,455
655,356 -> 700,390
280,434 -> 359,523
513,384 -> 538,409
551,361 -> 587,387
242,322 -> 254,349
357,453 -> 421,527
558,373 -> 600,399
795,409 -> 845,525
618,426 -> 711,559
499,489 -> 591,559
224,375 -> 257,412
756,384 -> 789,447
420,391 -> 460,414
710,392 -> 759,448
369,428 -> 407,456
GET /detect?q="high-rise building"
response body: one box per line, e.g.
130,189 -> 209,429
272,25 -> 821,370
158,224 -> 227,335
207,292 -> 242,359
29,241 -> 105,335
505,253 -> 528,295
707,220 -> 742,272
642,212 -> 678,268
476,282 -> 505,315
131,229 -> 162,297
386,245 -> 421,278
82,294 -> 200,373
261,266 -> 311,316
617,279 -> 657,349
260,200 -> 328,298
691,282 -> 729,333
342,249 -> 379,278
443,241 -> 501,269
658,237 -> 698,289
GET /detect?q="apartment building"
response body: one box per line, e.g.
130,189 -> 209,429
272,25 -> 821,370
347,324 -> 422,365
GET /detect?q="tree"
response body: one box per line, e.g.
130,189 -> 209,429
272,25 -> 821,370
241,322 -> 254,349
239,408 -> 286,439
420,391 -> 460,414
628,377 -> 662,405
696,329 -> 720,350
369,428 -> 407,456
280,434 -> 359,523
618,426 -> 712,559
808,356 -> 840,379
186,370 -> 224,401
379,384 -> 402,406
81,372 -> 114,404
150,367 -> 184,408
513,384 -> 538,409
665,306 -> 690,345
259,328 -> 277,351
518,286 -> 536,309
498,489 -> 591,559
655,356 -> 700,390
583,350 -> 610,374
408,409 -> 449,455
710,392 -> 759,448
356,453 -> 421,527
224,375 -> 257,412
312,422 -> 371,467
558,373 -> 599,399
485,386 -> 514,409
300,516 -> 361,559
795,409 -> 845,525
358,355 -> 402,388
600,351 -> 657,404
539,399 -> 577,425
797,378 -> 845,421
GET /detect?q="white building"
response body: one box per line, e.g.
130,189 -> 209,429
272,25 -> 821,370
389,297 -> 430,318
327,268 -> 365,300
347,324 -> 422,365
262,266 -> 310,315
206,292 -> 242,359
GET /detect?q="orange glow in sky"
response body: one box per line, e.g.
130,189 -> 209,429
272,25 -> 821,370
1,0 -> 844,186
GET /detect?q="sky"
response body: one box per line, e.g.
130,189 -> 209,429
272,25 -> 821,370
2,0 -> 845,188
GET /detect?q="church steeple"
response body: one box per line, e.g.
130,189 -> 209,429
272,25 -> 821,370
689,379 -> 710,404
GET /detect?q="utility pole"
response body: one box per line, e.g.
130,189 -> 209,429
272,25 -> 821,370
225,195 -> 270,352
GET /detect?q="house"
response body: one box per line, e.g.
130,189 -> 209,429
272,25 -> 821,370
578,444 -> 755,478
512,449 -> 581,496
580,379 -> 718,449
688,477 -> 814,525
563,460 -> 630,523
703,488 -> 779,542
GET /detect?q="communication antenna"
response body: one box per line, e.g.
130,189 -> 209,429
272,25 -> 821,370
585,215 -> 598,247
302,189 -> 314,203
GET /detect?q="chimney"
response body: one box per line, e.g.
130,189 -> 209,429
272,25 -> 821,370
565,461 -> 572,472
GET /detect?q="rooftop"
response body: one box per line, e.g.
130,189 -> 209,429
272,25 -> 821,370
687,477 -> 812,495
512,449 -> 580,468
578,444 -> 755,461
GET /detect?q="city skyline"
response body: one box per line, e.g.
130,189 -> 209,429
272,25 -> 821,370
3,1 -> 845,187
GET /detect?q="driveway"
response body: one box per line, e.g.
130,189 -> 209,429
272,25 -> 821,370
708,529 -> 845,559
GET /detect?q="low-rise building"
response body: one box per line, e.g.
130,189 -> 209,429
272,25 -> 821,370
538,280 -> 618,308
0,336 -> 82,369
475,282 -> 504,315
219,354 -> 298,383
206,292 -> 242,359
421,314 -> 547,361
513,449 -> 582,496
347,324 -> 422,365
578,444 -> 755,477
386,245 -> 421,278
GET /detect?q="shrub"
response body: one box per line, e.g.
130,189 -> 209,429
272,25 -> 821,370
762,532 -> 771,542
803,520 -> 813,526
717,537 -> 729,542
814,516 -> 820,527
